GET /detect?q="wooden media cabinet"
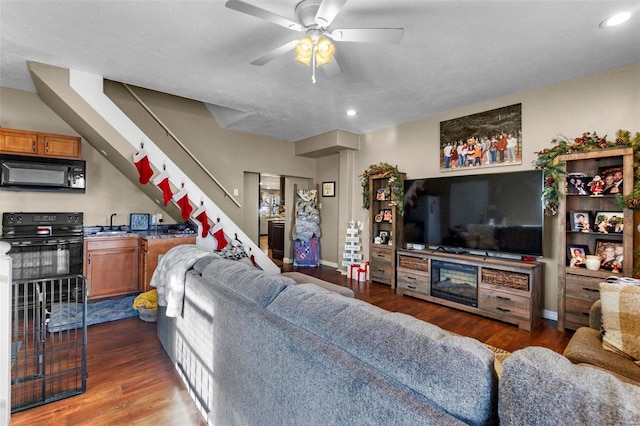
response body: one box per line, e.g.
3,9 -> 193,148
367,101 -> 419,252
396,249 -> 543,331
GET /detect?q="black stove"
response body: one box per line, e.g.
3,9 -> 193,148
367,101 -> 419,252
2,212 -> 84,279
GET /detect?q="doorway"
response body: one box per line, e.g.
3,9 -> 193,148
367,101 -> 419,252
259,174 -> 284,261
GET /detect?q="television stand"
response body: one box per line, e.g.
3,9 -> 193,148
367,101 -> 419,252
396,249 -> 543,331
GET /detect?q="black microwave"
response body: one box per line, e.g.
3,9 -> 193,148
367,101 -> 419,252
0,154 -> 86,193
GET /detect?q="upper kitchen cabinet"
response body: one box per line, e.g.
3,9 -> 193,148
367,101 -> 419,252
0,127 -> 81,159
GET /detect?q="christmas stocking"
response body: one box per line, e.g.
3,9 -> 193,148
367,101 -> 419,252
210,221 -> 229,250
191,205 -> 211,238
132,149 -> 154,184
172,187 -> 193,221
153,170 -> 173,206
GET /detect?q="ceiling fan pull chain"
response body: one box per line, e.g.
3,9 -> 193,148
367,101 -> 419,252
311,42 -> 317,84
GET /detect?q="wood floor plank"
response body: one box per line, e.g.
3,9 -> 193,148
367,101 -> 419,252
10,264 -> 572,425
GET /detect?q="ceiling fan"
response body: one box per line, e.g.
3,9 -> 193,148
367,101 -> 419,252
225,0 -> 404,82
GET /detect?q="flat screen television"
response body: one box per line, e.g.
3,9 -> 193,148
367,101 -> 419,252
402,169 -> 544,258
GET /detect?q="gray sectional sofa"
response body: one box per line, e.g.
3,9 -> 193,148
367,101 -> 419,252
154,246 -> 640,425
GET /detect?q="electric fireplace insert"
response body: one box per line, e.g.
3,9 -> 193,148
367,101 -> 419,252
430,260 -> 478,307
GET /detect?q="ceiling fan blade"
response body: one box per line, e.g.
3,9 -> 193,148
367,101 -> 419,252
225,0 -> 303,32
322,57 -> 342,78
330,28 -> 404,44
315,0 -> 347,28
250,39 -> 299,66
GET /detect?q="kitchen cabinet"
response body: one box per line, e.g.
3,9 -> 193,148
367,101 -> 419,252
139,236 -> 197,292
268,220 -> 285,260
84,236 -> 139,299
0,127 -> 81,159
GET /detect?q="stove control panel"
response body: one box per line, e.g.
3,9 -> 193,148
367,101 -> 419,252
2,212 -> 83,226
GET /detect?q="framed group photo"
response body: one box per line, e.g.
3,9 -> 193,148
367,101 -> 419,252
566,244 -> 589,268
594,211 -> 623,233
594,240 -> 623,271
565,173 -> 592,195
439,103 -> 522,171
597,165 -> 624,195
569,211 -> 592,232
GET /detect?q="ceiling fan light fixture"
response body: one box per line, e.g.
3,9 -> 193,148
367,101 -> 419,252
315,36 -> 335,66
295,35 -> 314,65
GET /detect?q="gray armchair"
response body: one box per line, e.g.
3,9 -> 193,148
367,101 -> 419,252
564,300 -> 640,384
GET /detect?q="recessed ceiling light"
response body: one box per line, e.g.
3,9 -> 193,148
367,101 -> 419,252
346,109 -> 357,116
600,11 -> 631,28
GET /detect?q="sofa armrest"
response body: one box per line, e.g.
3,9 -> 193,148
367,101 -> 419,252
589,299 -> 602,330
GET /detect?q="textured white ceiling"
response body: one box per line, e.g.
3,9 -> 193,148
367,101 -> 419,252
1,1 -> 639,142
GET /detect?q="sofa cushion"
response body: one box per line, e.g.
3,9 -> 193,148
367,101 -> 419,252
281,271 -> 355,297
267,283 -> 497,425
201,258 -> 294,307
600,281 -> 640,363
499,346 -> 640,425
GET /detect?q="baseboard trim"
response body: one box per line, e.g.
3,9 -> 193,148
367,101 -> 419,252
543,309 -> 558,321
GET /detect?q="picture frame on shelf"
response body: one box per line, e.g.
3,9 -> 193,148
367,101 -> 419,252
378,230 -> 389,244
322,181 -> 335,197
383,209 -> 392,222
374,212 -> 383,223
594,211 -> 624,233
376,187 -> 390,201
566,244 -> 589,268
569,211 -> 592,232
594,239 -> 623,272
597,165 -> 624,195
565,173 -> 592,195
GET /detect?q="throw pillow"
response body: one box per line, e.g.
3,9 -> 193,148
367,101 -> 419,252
599,280 -> 640,365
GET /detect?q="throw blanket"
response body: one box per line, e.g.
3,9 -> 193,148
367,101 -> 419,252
150,244 -> 213,317
133,289 -> 158,309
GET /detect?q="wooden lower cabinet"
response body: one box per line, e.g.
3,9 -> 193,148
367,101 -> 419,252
370,245 -> 394,286
565,272 -> 602,330
396,250 -> 543,331
84,237 -> 139,299
139,236 -> 196,293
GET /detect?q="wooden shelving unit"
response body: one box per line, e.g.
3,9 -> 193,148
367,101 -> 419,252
556,147 -> 635,331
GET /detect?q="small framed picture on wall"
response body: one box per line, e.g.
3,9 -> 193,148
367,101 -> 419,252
322,181 -> 335,197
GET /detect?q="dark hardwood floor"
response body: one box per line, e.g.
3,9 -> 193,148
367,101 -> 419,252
10,264 -> 573,425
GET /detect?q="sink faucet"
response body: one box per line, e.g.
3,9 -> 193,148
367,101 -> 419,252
110,213 -> 117,230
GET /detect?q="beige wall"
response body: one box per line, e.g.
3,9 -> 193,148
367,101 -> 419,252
0,87 -> 163,227
2,62 -> 638,316
350,62 -> 640,315
316,154 -> 340,265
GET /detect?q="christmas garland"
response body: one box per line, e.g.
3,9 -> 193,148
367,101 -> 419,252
534,129 -> 640,216
361,163 -> 404,216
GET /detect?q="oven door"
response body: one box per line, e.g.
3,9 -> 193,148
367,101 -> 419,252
6,237 -> 83,280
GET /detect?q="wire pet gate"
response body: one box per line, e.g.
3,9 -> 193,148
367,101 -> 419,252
11,274 -> 87,412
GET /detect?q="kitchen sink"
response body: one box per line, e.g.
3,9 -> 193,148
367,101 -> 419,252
94,230 -> 131,236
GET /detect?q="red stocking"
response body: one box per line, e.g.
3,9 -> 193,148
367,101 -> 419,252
172,187 -> 193,221
191,205 -> 211,238
153,170 -> 173,206
210,221 -> 228,250
132,149 -> 154,184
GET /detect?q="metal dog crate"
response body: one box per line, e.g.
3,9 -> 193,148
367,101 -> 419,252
11,274 -> 87,412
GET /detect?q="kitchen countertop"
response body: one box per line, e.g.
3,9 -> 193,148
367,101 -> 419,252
83,227 -> 197,240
